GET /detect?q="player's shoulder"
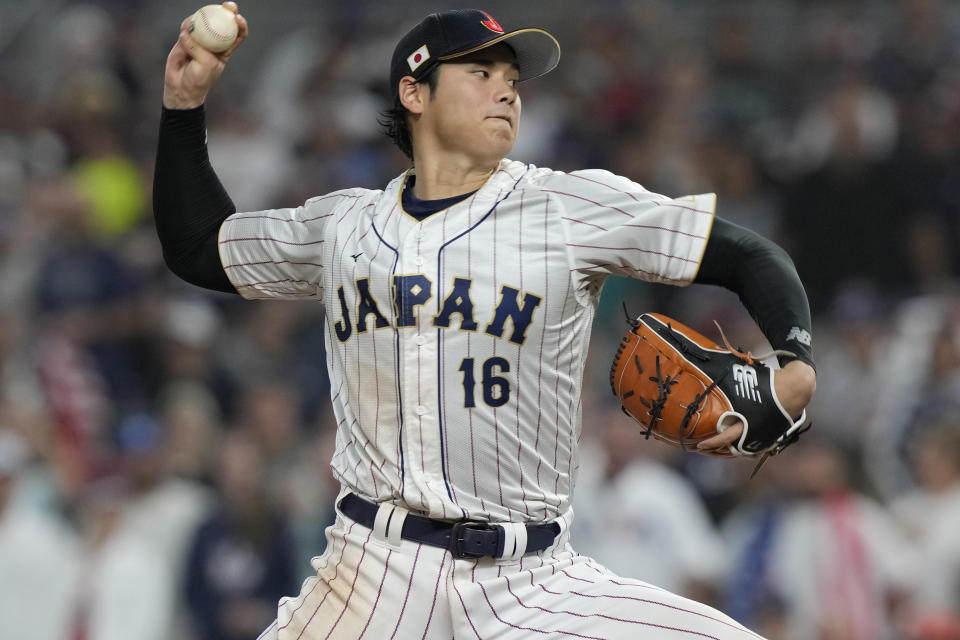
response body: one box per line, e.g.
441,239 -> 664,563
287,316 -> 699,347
520,164 -> 647,195
303,187 -> 380,211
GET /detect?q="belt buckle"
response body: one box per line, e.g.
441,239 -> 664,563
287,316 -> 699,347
450,521 -> 494,559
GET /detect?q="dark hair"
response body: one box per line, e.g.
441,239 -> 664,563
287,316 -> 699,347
378,66 -> 440,160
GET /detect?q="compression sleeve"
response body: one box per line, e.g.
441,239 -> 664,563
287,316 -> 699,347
153,105 -> 237,293
694,217 -> 815,369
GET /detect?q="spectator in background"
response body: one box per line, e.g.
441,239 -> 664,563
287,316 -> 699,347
185,429 -> 298,640
154,295 -> 237,421
720,458 -> 793,638
23,178 -> 112,485
32,175 -> 147,415
778,70 -> 906,313
111,412 -> 213,639
229,379 -> 337,575
0,427 -> 81,640
0,304 -> 47,420
890,415 -> 960,638
865,296 -> 960,498
870,0 -> 953,106
157,380 -> 224,483
205,101 -> 293,212
706,12 -> 780,140
806,280 -> 891,451
572,405 -> 727,603
696,137 -> 782,240
724,436 -> 914,640
217,300 -> 329,425
72,474 -> 175,640
234,380 -> 305,503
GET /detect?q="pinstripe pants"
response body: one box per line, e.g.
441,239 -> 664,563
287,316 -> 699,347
258,507 -> 764,640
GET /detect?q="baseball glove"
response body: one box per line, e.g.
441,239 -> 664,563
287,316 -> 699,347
609,311 -> 808,464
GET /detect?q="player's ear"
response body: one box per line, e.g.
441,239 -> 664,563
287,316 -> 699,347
398,76 -> 426,115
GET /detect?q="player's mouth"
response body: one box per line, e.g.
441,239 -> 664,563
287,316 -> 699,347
488,114 -> 513,126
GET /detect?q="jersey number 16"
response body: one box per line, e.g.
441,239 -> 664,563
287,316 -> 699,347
459,357 -> 510,408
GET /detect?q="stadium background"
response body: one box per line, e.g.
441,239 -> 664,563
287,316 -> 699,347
1,1 -> 959,638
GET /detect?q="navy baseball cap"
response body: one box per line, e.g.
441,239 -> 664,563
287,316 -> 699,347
389,9 -> 561,98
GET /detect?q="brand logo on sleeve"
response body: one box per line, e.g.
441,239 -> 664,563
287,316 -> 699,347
786,327 -> 812,346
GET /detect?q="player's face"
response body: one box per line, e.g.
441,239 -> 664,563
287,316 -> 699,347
419,44 -> 521,164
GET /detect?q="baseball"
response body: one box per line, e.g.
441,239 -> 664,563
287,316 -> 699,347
188,4 -> 239,53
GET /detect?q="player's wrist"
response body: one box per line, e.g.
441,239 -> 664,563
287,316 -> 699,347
163,89 -> 207,110
774,360 -> 816,418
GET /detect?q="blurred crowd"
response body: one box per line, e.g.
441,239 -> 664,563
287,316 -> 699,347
1,1 -> 960,638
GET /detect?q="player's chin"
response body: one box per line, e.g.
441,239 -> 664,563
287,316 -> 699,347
483,121 -> 516,145
485,136 -> 515,162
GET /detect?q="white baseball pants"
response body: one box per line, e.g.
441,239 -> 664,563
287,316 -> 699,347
257,504 -> 764,640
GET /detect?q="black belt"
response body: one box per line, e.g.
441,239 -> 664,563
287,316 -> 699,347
339,493 -> 561,559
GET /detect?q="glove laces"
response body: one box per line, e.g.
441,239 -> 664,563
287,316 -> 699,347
712,320 -> 797,364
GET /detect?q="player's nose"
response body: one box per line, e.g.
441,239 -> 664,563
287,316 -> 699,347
495,81 -> 517,104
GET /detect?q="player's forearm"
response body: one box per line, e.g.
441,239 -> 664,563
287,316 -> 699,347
695,217 -> 815,369
153,105 -> 237,293
775,359 -> 816,417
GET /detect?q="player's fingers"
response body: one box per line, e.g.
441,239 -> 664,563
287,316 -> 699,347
697,421 -> 742,452
220,12 -> 248,60
222,1 -> 238,14
178,30 -> 222,67
165,26 -> 198,76
235,13 -> 249,40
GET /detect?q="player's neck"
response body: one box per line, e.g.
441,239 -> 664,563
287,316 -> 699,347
409,152 -> 499,200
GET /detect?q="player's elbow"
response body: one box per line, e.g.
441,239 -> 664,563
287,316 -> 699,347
162,246 -> 237,294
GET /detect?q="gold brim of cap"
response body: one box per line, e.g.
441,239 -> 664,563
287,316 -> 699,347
437,28 -> 561,80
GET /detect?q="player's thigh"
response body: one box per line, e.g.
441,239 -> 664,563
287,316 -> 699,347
273,513 -> 455,640
451,550 -> 763,640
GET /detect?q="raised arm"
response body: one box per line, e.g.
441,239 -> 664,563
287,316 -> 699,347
153,3 -> 248,293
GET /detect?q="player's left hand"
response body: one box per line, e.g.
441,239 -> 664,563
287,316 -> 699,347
696,359 -> 816,456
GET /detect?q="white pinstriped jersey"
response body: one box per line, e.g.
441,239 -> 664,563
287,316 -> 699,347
218,159 -> 716,523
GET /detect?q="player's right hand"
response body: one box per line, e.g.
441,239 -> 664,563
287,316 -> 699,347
163,2 -> 248,110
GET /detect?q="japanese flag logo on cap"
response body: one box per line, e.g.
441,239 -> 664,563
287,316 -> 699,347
407,44 -> 430,72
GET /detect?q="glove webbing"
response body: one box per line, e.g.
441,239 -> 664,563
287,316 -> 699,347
636,355 -> 677,440
677,376 -> 723,450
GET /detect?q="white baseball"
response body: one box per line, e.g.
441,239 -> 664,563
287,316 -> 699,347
188,4 -> 239,53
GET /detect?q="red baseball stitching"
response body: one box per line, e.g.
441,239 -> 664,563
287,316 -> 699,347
198,7 -> 234,42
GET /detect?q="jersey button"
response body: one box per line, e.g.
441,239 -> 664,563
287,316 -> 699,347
415,405 -> 428,416
415,256 -> 425,266
415,335 -> 427,345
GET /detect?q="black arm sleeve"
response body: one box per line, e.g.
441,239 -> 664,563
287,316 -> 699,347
153,105 -> 237,293
694,217 -> 815,369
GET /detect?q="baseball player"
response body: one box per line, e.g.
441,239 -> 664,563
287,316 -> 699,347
156,5 -> 817,639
